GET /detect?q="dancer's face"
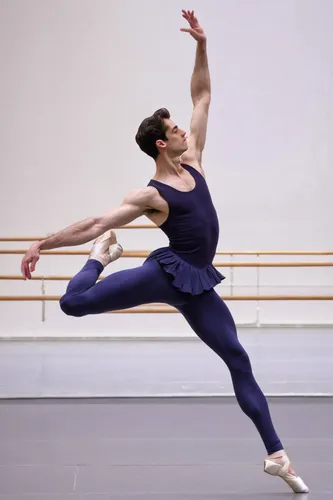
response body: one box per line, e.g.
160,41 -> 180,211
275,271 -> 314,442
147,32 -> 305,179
156,118 -> 188,157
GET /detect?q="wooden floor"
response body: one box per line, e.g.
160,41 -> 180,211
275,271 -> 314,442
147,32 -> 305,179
0,397 -> 331,499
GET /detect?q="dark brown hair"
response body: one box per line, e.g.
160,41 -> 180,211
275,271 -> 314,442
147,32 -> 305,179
135,108 -> 170,159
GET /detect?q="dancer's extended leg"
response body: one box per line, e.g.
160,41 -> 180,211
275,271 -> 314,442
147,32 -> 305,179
59,231 -> 187,317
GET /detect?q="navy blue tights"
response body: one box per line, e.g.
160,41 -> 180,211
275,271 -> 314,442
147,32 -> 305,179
60,258 -> 283,454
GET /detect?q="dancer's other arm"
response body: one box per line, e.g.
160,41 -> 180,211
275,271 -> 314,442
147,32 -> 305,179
21,188 -> 153,279
180,10 -> 210,172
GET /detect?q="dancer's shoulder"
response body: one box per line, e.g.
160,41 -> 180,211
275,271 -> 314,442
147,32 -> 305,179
123,186 -> 159,208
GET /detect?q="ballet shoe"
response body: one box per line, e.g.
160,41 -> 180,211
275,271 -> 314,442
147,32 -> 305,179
264,455 -> 309,493
89,230 -> 123,267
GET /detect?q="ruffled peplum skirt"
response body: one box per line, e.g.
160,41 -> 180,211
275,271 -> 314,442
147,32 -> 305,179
145,247 -> 225,295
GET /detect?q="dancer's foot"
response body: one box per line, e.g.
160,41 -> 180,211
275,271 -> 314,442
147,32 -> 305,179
264,451 -> 309,493
89,230 -> 123,267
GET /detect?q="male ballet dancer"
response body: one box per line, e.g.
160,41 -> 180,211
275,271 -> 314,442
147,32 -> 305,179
21,10 -> 308,494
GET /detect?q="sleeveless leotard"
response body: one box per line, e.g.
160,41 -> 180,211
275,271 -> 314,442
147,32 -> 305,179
146,163 -> 225,295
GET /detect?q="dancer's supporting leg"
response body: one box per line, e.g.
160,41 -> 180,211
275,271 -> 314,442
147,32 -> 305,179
178,289 -> 309,493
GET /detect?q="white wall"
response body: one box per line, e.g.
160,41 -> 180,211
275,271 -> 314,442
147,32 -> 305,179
1,0 -> 333,340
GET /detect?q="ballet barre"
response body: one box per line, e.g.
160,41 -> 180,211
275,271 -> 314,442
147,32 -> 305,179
1,236 -> 332,323
0,295 -> 332,303
1,248 -> 333,257
1,250 -> 333,267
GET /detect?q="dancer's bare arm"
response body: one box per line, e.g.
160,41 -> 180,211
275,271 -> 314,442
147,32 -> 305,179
180,10 -> 210,173
21,187 -> 156,279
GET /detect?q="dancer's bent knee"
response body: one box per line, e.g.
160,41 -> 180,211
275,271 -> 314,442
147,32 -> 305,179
59,294 -> 87,317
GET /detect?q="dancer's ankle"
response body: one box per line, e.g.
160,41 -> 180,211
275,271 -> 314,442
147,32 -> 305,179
267,449 -> 286,459
266,450 -> 297,477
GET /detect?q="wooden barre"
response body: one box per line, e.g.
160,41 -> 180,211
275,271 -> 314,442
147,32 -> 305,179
0,259 -> 333,269
0,295 -> 332,302
1,247 -> 333,256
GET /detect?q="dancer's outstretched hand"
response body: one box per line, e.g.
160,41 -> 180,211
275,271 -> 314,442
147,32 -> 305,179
21,242 -> 41,280
180,10 -> 206,43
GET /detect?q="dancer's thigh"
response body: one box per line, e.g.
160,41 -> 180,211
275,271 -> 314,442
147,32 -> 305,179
67,259 -> 188,314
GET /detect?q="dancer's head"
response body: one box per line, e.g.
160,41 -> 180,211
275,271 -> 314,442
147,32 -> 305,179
135,108 -> 188,160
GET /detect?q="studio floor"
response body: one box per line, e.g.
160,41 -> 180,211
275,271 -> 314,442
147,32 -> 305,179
0,397 -> 332,499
